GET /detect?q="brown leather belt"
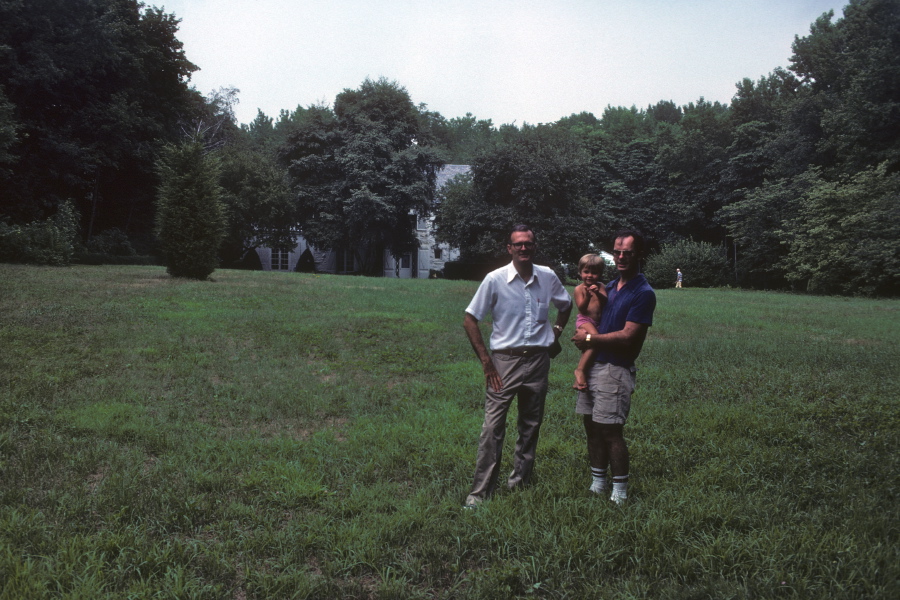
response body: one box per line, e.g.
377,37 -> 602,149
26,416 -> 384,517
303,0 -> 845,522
493,347 -> 548,357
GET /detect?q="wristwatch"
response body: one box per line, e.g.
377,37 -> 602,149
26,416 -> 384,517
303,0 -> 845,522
552,324 -> 563,335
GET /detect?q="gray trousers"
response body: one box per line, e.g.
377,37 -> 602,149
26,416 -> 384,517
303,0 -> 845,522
467,351 -> 550,501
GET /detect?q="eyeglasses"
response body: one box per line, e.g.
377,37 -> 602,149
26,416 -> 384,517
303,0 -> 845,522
611,250 -> 635,257
509,242 -> 536,249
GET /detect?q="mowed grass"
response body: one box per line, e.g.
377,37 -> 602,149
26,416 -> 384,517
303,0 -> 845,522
0,264 -> 897,599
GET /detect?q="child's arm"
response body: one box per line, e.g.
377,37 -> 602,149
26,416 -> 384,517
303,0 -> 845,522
574,284 -> 590,315
597,283 -> 608,308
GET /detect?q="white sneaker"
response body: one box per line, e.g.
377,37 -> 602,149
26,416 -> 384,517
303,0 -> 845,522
463,495 -> 482,510
610,489 -> 627,505
589,481 -> 608,494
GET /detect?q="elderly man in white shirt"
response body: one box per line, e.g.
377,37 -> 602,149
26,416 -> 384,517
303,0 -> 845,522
463,224 -> 572,509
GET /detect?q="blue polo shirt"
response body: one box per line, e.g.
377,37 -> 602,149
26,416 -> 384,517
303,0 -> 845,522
596,273 -> 656,367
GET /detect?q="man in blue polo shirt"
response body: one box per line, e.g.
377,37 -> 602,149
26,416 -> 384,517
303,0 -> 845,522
463,224 -> 572,509
571,230 -> 656,504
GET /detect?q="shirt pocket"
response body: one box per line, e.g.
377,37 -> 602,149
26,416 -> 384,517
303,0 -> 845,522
536,298 -> 549,323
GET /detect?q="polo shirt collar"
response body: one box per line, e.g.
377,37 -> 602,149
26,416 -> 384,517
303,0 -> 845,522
612,273 -> 647,293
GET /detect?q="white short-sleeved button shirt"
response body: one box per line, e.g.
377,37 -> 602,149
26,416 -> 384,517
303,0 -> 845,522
466,262 -> 572,351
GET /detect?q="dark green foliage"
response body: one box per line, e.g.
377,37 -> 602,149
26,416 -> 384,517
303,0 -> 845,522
218,133 -> 296,267
420,111 -> 498,164
781,165 -> 900,296
155,139 -> 227,280
434,123 -> 603,268
790,0 -> 900,175
280,79 -> 444,273
1,0 -> 897,297
0,0 -> 202,235
644,239 -> 731,289
85,228 -> 136,257
0,200 -> 79,265
75,227 -> 151,265
0,86 -> 16,167
718,173 -> 816,290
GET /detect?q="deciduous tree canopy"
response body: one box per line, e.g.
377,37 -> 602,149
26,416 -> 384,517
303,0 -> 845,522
0,0 -> 203,240
279,78 -> 444,273
0,0 -> 896,295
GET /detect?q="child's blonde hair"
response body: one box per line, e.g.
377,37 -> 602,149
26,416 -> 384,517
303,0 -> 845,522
578,253 -> 605,273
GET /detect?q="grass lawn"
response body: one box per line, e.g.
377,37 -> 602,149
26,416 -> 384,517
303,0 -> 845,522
0,264 -> 897,599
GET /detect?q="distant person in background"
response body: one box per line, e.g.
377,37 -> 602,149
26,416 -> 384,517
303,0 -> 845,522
676,268 -> 683,288
463,224 -> 572,509
572,230 -> 656,505
572,253 -> 607,391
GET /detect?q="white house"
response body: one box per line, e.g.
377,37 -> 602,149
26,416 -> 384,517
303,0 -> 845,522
254,165 -> 469,277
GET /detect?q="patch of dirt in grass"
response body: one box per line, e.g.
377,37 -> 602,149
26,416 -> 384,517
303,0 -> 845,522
287,415 -> 349,442
338,284 -> 386,291
844,338 -> 879,346
143,453 -> 158,474
307,555 -> 323,576
87,465 -> 107,494
125,276 -> 170,289
358,574 -> 379,600
208,414 -> 349,442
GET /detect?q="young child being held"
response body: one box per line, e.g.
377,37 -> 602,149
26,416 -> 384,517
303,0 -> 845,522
573,253 -> 608,390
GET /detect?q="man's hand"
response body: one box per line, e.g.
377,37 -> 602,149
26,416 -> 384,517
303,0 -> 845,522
483,361 -> 503,392
571,328 -> 592,351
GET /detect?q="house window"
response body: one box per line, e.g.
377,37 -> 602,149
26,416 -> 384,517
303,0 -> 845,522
272,249 -> 289,270
400,253 -> 411,269
434,248 -> 442,260
417,216 -> 428,231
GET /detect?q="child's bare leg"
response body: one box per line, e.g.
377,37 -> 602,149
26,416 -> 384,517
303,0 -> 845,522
573,323 -> 600,390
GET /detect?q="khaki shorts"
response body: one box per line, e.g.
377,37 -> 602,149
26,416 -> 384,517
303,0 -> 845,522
575,362 -> 636,425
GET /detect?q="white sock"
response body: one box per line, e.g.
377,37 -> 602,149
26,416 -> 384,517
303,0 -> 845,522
591,467 -> 607,489
612,475 -> 629,497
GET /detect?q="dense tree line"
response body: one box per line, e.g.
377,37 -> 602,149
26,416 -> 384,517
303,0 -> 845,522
435,0 -> 900,295
0,0 -> 897,293
0,0 -> 212,252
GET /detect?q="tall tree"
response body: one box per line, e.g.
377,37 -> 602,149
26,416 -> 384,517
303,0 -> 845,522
218,134 -> 296,267
0,0 -> 202,237
435,123 -> 600,268
789,0 -> 900,175
281,79 -> 444,273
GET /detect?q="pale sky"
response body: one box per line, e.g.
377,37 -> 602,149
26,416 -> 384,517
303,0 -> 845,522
158,0 -> 847,127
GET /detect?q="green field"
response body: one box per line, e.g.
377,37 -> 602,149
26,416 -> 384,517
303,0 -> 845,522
1,265 -> 897,599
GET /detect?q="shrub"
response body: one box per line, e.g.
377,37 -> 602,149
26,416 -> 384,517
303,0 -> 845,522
644,239 -> 731,288
0,200 -> 79,266
155,138 -> 227,280
85,228 -> 136,256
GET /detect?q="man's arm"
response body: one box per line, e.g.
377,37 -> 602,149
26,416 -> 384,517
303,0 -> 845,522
571,321 -> 649,355
464,313 -> 503,392
554,304 -> 572,336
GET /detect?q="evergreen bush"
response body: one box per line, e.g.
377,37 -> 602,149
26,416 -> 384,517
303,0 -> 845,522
644,239 -> 730,288
155,138 -> 227,280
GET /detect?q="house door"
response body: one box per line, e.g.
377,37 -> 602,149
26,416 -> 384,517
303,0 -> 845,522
396,252 -> 413,278
417,248 -> 431,279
